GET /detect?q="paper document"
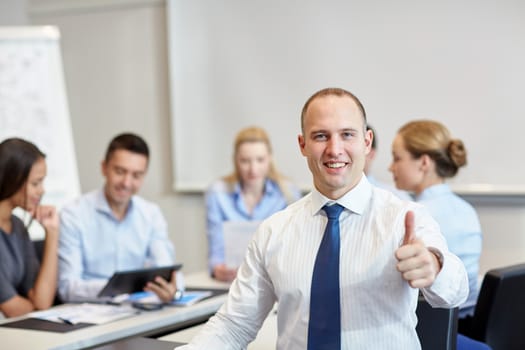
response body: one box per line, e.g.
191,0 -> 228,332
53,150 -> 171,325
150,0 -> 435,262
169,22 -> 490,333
29,303 -> 138,325
223,220 -> 261,268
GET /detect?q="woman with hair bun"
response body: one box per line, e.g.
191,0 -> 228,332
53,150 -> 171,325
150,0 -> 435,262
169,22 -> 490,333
389,119 -> 482,329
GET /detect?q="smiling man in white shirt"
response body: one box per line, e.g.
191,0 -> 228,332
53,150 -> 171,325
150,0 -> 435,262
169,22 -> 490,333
178,88 -> 468,350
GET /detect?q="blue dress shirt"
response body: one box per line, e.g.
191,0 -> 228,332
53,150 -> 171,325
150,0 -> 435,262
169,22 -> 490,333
415,184 -> 482,317
58,189 -> 175,301
205,178 -> 301,271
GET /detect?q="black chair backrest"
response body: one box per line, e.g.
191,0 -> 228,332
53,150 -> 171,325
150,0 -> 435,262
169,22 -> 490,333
469,263 -> 525,350
416,295 -> 458,350
33,239 -> 45,262
32,239 -> 62,305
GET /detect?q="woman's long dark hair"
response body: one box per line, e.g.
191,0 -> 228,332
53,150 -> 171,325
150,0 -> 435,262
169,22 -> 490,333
0,138 -> 45,201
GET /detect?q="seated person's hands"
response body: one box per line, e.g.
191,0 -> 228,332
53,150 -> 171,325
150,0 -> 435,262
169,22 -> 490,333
144,270 -> 181,303
35,205 -> 60,239
213,264 -> 237,282
395,211 -> 442,289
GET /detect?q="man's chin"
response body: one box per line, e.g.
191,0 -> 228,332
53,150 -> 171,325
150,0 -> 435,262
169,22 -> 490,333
109,194 -> 132,205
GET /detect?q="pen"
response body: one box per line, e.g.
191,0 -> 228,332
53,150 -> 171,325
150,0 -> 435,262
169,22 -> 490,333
58,317 -> 76,325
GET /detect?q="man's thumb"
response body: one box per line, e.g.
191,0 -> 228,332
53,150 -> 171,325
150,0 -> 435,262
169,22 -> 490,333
403,210 -> 415,245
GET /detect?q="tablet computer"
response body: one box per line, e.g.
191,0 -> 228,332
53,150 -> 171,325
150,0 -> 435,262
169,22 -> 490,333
97,264 -> 183,298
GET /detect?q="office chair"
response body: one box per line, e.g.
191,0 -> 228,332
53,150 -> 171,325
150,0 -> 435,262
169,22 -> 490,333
463,263 -> 525,350
416,296 -> 458,350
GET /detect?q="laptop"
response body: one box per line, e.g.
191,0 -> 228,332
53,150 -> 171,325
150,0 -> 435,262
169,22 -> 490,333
97,264 -> 183,298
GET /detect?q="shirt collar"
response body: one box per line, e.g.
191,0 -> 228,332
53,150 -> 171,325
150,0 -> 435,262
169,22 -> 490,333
310,174 -> 372,216
416,183 -> 451,201
233,179 -> 277,197
95,188 -> 134,218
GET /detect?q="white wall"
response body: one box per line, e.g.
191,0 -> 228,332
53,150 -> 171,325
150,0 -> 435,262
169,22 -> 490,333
475,203 -> 525,274
1,0 -> 522,276
167,0 -> 525,195
0,0 -> 27,25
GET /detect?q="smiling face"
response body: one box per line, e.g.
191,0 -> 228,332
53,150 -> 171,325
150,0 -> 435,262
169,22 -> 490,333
11,157 -> 46,213
235,141 -> 271,189
101,149 -> 148,212
298,95 -> 372,199
389,134 -> 424,193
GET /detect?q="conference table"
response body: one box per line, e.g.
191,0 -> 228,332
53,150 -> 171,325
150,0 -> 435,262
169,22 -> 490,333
161,307 -> 278,349
0,272 -> 229,350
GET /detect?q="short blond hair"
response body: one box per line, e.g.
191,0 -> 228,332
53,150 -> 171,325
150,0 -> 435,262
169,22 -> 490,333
300,87 -> 367,134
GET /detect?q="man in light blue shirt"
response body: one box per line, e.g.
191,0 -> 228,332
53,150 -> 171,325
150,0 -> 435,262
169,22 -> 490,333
58,133 -> 178,302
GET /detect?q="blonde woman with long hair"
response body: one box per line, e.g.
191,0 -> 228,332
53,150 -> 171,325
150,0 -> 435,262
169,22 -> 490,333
205,126 -> 301,282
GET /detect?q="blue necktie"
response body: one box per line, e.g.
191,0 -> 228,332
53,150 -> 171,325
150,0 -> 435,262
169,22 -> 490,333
308,203 -> 344,350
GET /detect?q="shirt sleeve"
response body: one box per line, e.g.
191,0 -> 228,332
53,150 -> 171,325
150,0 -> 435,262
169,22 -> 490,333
179,225 -> 276,349
146,204 -> 175,266
0,266 -> 17,304
205,186 -> 226,273
412,204 -> 469,307
421,251 -> 469,307
58,205 -> 107,302
0,221 -> 40,304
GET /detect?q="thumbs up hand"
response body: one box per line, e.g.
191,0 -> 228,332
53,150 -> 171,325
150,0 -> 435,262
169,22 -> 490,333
395,211 -> 442,288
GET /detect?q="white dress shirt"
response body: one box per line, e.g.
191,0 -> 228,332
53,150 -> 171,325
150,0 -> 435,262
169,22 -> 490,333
179,176 -> 468,350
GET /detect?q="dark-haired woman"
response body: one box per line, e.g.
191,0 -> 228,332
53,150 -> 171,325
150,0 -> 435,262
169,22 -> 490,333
0,138 -> 59,317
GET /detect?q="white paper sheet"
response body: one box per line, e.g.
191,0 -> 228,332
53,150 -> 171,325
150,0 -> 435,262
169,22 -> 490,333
223,221 -> 261,268
29,303 -> 138,325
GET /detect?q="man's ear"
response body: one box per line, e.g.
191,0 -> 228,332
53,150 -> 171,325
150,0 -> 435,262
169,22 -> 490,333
298,134 -> 306,156
364,128 -> 373,155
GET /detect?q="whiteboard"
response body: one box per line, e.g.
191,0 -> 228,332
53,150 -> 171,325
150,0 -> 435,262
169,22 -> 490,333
0,26 -> 80,212
167,0 -> 525,194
